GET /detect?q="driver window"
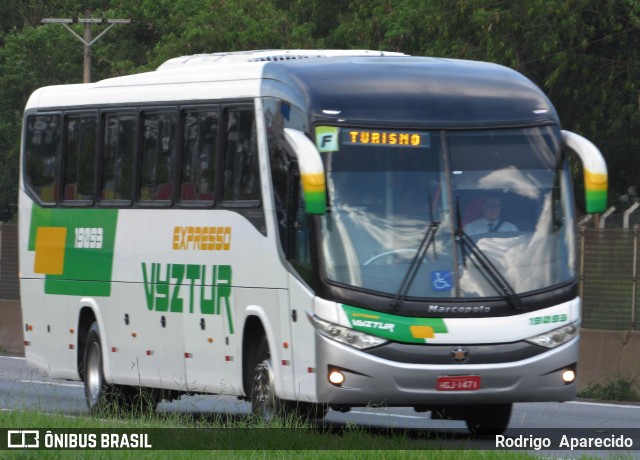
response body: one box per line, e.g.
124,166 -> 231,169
275,164 -> 315,286
291,184 -> 311,270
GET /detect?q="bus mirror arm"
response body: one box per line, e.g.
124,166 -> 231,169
561,130 -> 608,214
284,128 -> 327,215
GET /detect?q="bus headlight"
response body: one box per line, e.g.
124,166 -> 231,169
309,314 -> 388,350
525,322 -> 579,348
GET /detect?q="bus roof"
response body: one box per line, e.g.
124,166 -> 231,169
25,49 -> 558,129
261,55 -> 558,129
156,49 -> 406,69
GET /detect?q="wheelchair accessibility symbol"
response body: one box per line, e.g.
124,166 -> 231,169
431,270 -> 452,291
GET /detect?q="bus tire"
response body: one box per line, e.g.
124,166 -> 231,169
464,403 -> 512,436
83,322 -> 113,415
250,336 -> 282,421
84,323 -> 159,416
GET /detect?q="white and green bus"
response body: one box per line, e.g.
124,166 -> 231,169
19,50 -> 607,434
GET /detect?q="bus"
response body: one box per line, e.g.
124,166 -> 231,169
19,49 -> 607,435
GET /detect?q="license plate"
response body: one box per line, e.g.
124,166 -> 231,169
436,375 -> 481,391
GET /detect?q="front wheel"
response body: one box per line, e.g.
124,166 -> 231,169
464,403 -> 512,436
249,336 -> 328,422
250,337 -> 281,421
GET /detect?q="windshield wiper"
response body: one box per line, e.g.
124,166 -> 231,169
455,199 -> 523,310
391,220 -> 440,312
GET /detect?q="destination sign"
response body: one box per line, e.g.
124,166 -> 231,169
343,129 -> 430,148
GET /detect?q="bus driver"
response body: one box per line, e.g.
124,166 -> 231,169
465,195 -> 518,235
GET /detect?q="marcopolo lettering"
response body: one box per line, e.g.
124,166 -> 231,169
142,263 -> 234,332
428,305 -> 491,314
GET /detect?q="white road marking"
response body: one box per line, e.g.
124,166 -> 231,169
19,379 -> 82,388
568,400 -> 640,410
349,410 -> 426,420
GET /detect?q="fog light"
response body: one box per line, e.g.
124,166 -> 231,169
328,369 -> 345,386
562,369 -> 576,384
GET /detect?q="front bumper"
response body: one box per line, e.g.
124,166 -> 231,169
315,333 -> 578,406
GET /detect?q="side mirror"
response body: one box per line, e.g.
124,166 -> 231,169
284,128 -> 326,215
562,130 -> 608,214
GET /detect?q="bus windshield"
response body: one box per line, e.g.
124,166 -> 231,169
319,125 -> 575,300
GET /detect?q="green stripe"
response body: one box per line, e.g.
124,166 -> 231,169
45,279 -> 112,296
342,304 -> 448,343
303,190 -> 327,215
585,190 -> 607,214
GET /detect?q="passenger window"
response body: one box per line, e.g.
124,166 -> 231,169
140,112 -> 176,203
180,110 -> 217,203
25,114 -> 62,204
63,114 -> 96,202
101,113 -> 136,202
222,108 -> 260,202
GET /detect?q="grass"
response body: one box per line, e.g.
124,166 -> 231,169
577,377 -> 640,402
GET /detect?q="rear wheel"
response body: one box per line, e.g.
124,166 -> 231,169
83,322 -> 158,416
464,403 -> 512,436
83,322 -> 112,415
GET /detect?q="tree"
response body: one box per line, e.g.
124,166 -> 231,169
136,0 -> 317,68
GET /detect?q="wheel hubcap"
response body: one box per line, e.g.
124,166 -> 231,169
86,342 -> 102,406
252,360 -> 276,419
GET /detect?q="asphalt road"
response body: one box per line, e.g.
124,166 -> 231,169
2,355 -> 640,457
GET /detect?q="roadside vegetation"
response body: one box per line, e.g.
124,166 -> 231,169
578,377 -> 640,402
